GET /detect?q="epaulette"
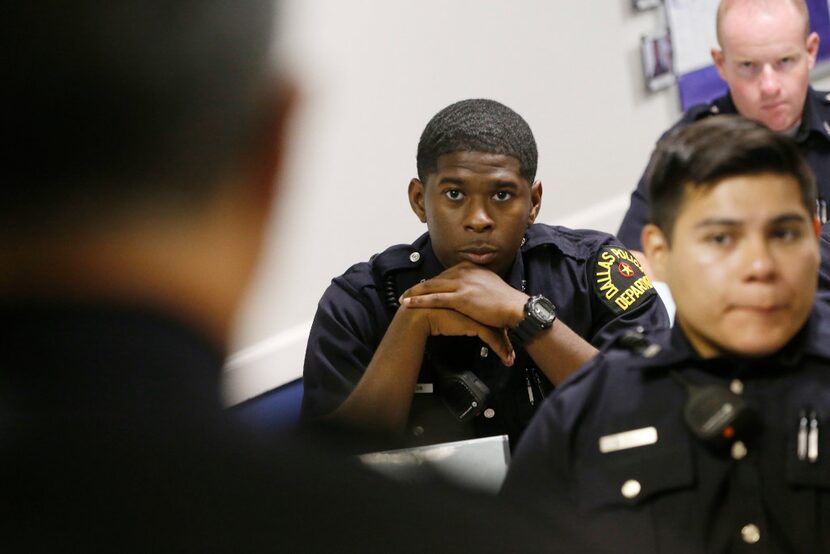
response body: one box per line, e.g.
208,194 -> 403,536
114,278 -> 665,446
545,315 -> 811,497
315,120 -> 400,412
371,243 -> 423,280
613,327 -> 689,377
616,328 -> 662,359
679,94 -> 735,126
522,224 -> 616,261
370,239 -> 433,310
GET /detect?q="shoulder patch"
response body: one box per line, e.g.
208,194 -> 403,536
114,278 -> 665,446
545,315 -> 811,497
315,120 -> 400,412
591,246 -> 656,314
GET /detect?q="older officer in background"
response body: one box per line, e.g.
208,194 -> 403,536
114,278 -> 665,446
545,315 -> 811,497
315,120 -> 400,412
617,0 -> 830,284
2,3 -> 558,551
502,116 -> 830,553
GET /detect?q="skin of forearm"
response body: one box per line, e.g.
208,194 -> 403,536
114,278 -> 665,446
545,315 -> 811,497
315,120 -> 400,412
523,319 -> 598,385
328,306 -> 429,434
502,298 -> 598,385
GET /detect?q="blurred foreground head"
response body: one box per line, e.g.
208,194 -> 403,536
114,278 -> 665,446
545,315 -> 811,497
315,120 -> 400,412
3,2 -> 293,345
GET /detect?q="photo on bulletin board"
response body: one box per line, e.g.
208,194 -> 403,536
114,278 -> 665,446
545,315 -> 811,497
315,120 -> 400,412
642,31 -> 674,91
633,0 -> 661,10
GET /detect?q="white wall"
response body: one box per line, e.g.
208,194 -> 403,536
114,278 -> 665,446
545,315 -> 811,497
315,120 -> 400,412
221,0 -> 830,405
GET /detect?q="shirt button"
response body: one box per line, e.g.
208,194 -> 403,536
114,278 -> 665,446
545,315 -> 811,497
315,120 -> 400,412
731,440 -> 748,460
741,523 -> 761,544
483,408 -> 496,419
729,379 -> 744,395
409,252 -> 420,263
480,347 -> 489,358
621,479 -> 641,499
412,425 -> 424,436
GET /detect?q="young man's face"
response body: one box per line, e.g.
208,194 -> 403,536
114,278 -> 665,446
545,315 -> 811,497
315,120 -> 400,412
409,151 -> 541,276
645,172 -> 819,358
712,2 -> 818,132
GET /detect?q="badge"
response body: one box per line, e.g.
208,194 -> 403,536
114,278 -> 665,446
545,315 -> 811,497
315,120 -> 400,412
592,246 -> 655,314
599,426 -> 658,453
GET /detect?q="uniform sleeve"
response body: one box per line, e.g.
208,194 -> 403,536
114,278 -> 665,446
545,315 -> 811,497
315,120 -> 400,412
586,242 -> 670,350
301,270 -> 390,420
616,174 -> 649,250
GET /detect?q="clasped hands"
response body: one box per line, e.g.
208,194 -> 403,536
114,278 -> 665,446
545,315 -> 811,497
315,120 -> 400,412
399,262 -> 528,366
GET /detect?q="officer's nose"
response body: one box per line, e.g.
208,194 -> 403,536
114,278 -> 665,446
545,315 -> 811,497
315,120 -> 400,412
759,64 -> 781,98
464,198 -> 494,232
743,236 -> 777,282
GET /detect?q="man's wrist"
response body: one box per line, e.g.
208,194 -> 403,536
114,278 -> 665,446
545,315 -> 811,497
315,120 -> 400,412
393,303 -> 431,340
508,293 -> 531,328
509,295 -> 557,345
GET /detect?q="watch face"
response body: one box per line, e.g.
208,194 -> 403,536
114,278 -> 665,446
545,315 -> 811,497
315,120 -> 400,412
531,297 -> 556,322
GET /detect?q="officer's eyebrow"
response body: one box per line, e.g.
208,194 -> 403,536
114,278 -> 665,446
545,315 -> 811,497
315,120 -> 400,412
766,213 -> 811,227
693,218 -> 742,229
435,177 -> 523,188
694,212 -> 810,229
492,181 -> 520,190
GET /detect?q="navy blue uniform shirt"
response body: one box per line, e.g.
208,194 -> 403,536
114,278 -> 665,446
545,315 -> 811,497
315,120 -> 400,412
821,232 -> 830,306
503,307 -> 830,554
0,302 -> 562,552
617,87 -> 830,251
302,223 -> 669,449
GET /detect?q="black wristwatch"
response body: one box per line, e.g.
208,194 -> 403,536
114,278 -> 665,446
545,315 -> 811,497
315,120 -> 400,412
509,295 -> 556,345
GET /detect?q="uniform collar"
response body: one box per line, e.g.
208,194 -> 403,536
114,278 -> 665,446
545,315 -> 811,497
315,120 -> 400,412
797,87 -> 830,143
714,88 -> 830,144
638,307 -> 829,374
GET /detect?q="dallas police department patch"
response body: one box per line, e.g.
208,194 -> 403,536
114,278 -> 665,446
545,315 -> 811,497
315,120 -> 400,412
592,246 -> 655,314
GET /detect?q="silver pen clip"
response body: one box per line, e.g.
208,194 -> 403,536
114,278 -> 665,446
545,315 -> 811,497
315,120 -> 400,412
798,410 -> 809,461
808,411 -> 819,464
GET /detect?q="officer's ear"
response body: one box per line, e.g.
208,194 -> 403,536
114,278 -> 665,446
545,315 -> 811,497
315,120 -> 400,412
528,180 -> 543,225
641,223 -> 670,282
807,31 -> 820,70
408,178 -> 427,223
711,47 -> 727,81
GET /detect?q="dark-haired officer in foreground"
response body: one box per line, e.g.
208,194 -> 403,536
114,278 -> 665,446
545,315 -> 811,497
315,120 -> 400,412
502,116 -> 830,553
303,99 -> 668,450
2,4 -> 561,551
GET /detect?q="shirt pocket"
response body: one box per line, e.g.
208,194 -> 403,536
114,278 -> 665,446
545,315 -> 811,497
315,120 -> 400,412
785,414 -> 830,552
576,439 -> 695,512
572,435 -> 699,553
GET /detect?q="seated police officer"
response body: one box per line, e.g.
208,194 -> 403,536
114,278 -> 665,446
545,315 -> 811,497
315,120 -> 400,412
617,0 -> 830,281
502,115 -> 830,553
302,99 -> 669,450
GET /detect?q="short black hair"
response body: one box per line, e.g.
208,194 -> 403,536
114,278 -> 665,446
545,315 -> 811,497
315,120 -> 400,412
645,115 -> 816,240
416,99 -> 538,183
5,2 -> 277,230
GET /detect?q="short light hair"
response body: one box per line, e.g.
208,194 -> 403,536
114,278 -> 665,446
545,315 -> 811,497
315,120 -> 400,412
716,0 -> 810,46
